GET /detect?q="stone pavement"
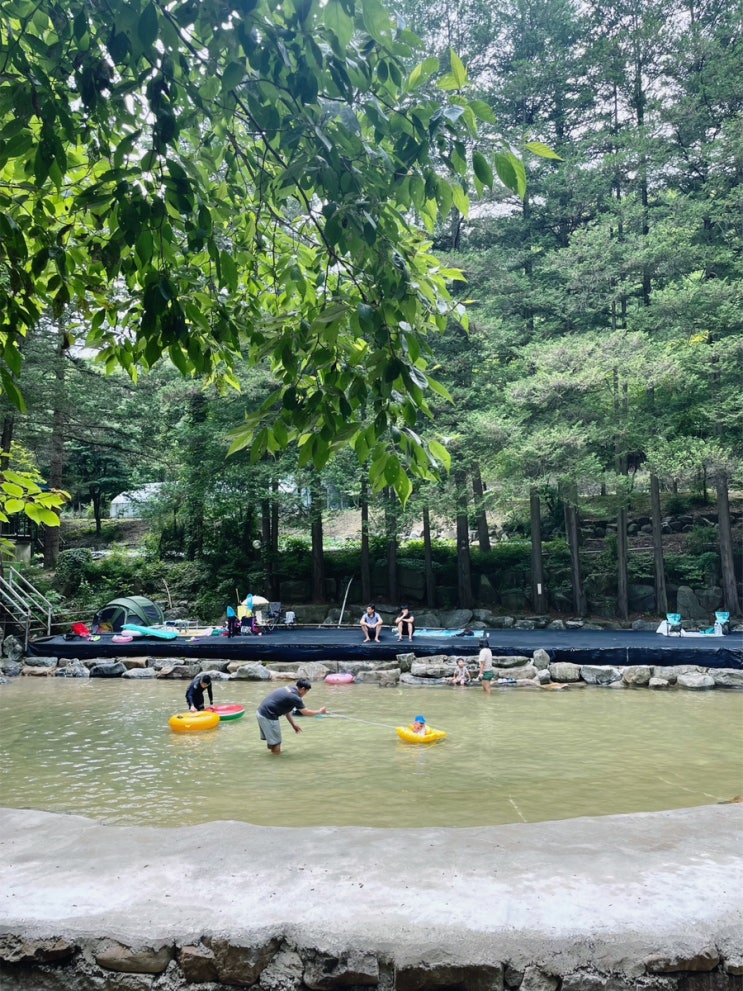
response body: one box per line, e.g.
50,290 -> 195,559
0,804 -> 741,986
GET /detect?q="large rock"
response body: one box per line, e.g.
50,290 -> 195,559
549,662 -> 582,682
651,664 -> 701,684
55,658 -> 89,678
94,939 -> 173,974
622,665 -> 652,686
628,583 -> 656,613
89,661 -> 127,678
713,670 -> 743,688
20,654 -> 57,668
677,672 -> 715,690
532,649 -> 551,670
493,654 -> 532,669
581,665 -> 622,685
355,668 -> 401,685
437,609 -> 474,629
476,574 -> 499,607
1,635 -> 25,662
676,585 -> 709,622
232,662 -> 272,680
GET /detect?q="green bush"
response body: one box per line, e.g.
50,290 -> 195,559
54,549 -> 94,597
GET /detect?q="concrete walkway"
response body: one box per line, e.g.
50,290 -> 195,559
1,804 -> 741,977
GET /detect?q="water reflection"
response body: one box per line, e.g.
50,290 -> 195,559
0,678 -> 741,828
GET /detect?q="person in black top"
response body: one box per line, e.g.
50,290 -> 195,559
256,678 -> 326,754
186,673 -> 213,712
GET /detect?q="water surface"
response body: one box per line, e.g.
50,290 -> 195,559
1,678 -> 741,828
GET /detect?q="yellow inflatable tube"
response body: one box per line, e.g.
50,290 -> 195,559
396,725 -> 446,744
169,710 -> 220,733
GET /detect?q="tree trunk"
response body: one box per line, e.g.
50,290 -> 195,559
0,414 -> 14,578
422,505 -> 435,609
614,371 -> 629,621
455,470 -> 473,608
385,489 -> 398,604
43,330 -> 66,569
471,463 -> 491,553
90,485 -> 103,536
183,391 -> 207,561
616,504 -> 629,620
360,475 -> 371,603
269,478 -> 279,600
261,496 -> 273,598
529,488 -> 547,612
310,479 -> 324,603
562,482 -> 585,616
650,472 -> 668,615
716,471 -> 741,617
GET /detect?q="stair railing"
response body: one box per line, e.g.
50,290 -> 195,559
0,567 -> 55,649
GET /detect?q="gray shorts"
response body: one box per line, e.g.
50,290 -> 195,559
256,712 -> 282,746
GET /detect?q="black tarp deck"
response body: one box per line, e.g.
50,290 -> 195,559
27,626 -> 743,669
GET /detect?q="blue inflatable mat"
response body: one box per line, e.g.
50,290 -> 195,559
122,623 -> 179,640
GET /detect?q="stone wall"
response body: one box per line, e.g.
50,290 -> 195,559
5,647 -> 742,693
1,932 -> 743,990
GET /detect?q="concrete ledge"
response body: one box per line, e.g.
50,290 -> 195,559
0,805 -> 741,989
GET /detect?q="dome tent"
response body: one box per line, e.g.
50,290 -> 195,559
93,596 -> 164,633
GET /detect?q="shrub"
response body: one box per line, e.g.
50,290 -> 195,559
54,549 -> 94,596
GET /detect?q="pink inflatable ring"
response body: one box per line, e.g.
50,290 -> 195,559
325,673 -> 355,684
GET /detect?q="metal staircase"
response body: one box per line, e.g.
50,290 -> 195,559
0,567 -> 55,650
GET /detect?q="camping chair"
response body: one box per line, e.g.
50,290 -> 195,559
666,613 -> 682,634
283,609 -> 297,628
714,611 -> 730,635
263,602 -> 281,633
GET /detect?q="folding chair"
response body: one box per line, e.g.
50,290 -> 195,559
666,613 -> 682,634
263,602 -> 281,632
714,611 -> 730,635
283,609 -> 297,628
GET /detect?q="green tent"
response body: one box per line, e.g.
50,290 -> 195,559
93,596 -> 165,632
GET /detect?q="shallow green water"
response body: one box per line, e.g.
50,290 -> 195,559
1,678 -> 741,828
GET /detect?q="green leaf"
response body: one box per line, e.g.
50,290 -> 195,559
138,3 -> 159,48
494,151 -> 525,198
525,140 -> 563,161
428,440 -> 451,470
469,99 -> 496,125
407,58 -> 439,91
472,151 -> 493,188
449,49 -> 467,88
324,2 -> 354,48
222,61 -> 245,93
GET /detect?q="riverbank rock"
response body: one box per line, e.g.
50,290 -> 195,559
677,672 -> 716,689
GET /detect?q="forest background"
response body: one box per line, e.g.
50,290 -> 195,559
1,0 -> 741,628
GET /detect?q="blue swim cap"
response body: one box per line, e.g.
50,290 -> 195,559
414,715 -> 426,723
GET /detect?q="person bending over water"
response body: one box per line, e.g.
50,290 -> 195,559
256,678 -> 327,755
186,673 -> 213,712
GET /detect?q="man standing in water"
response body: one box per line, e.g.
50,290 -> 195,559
256,678 -> 327,755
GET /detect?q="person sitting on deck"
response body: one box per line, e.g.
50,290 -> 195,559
394,606 -> 415,642
360,604 -> 383,643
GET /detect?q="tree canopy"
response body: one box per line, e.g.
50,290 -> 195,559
0,0 -> 537,505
